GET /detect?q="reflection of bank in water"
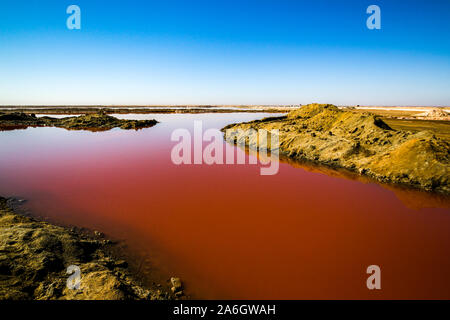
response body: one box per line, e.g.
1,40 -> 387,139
229,133 -> 450,210
280,154 -> 450,210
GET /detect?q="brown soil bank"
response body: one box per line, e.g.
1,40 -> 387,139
223,103 -> 449,194
0,197 -> 175,300
0,112 -> 158,131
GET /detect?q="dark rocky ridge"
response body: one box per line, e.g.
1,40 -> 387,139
223,103 -> 449,194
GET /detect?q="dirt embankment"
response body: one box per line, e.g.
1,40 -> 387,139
0,112 -> 158,131
0,197 -> 183,300
223,103 -> 450,194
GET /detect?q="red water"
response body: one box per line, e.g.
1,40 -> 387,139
0,113 -> 449,299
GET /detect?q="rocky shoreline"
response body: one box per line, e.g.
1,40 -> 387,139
0,112 -> 158,131
223,104 -> 449,194
0,197 -> 183,300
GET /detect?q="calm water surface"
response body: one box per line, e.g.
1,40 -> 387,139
0,113 -> 449,299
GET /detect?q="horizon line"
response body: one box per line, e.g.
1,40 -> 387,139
1,104 -> 449,108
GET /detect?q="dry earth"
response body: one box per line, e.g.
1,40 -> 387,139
223,104 -> 449,194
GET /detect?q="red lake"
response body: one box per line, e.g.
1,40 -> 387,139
0,113 -> 449,299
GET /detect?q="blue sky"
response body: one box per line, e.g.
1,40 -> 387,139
0,0 -> 449,106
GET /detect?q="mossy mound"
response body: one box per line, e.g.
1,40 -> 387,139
0,197 -> 170,300
223,103 -> 450,193
0,112 -> 158,132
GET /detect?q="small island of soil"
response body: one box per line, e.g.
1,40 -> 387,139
0,112 -> 158,131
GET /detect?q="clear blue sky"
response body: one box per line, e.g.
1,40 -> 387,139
0,0 -> 449,106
